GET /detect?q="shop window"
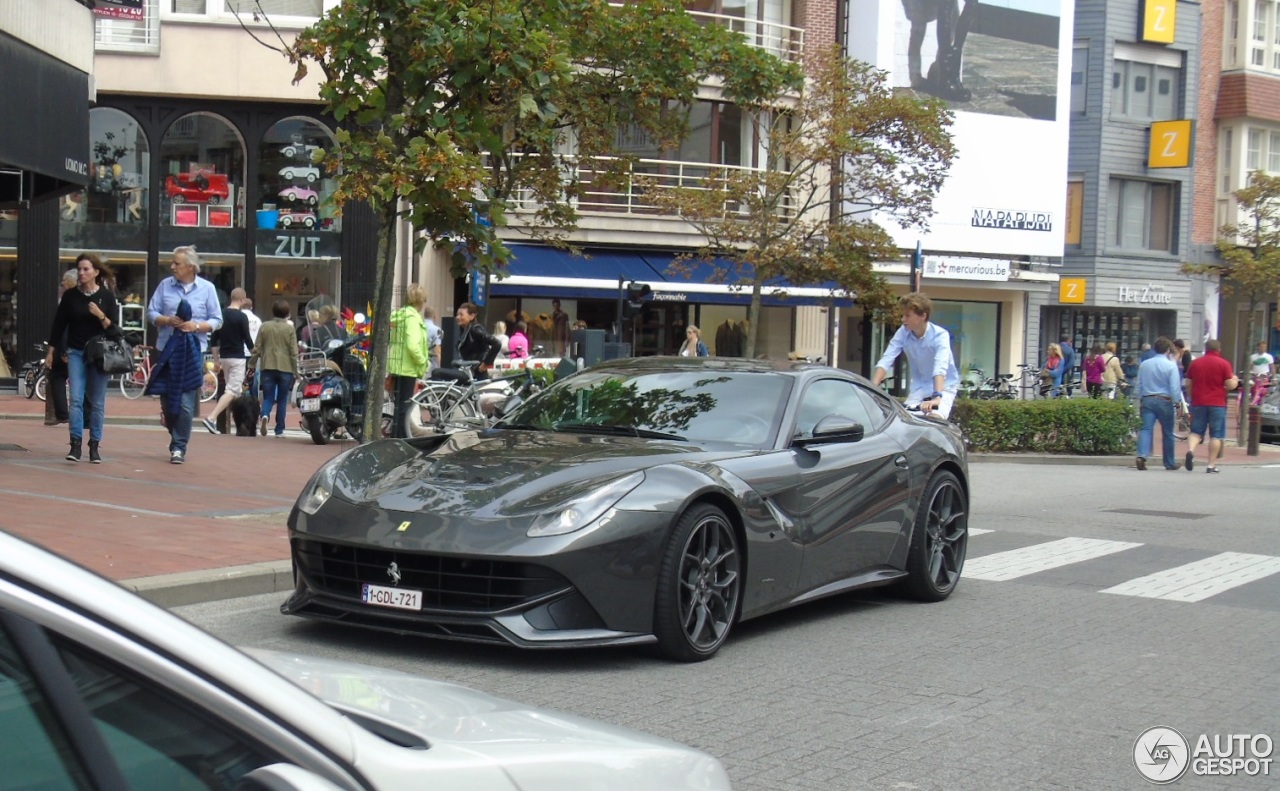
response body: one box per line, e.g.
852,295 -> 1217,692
1109,178 -> 1175,252
931,301 -> 999,387
159,113 -> 246,254
59,108 -> 150,253
257,118 -> 339,241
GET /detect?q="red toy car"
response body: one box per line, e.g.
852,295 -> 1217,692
165,172 -> 230,204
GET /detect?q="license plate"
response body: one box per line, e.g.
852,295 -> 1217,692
300,397 -> 320,412
361,583 -> 422,611
1262,403 -> 1279,415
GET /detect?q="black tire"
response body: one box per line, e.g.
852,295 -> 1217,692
901,470 -> 968,602
305,414 -> 330,445
21,370 -> 36,399
653,504 -> 741,662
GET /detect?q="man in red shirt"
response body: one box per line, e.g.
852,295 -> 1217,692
1184,339 -> 1239,473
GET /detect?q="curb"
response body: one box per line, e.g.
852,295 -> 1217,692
121,560 -> 294,608
2,412 -> 160,427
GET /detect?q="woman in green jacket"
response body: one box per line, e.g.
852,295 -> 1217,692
387,284 -> 429,438
248,299 -> 300,437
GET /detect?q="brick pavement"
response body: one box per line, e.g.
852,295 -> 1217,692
1,390 -> 1277,606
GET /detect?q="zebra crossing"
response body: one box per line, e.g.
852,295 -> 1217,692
963,530 -> 1280,608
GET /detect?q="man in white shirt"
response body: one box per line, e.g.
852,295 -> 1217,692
1250,341 -> 1275,378
871,292 -> 961,419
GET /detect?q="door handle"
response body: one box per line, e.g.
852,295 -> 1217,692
894,455 -> 909,469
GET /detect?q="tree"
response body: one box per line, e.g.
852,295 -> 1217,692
641,45 -> 956,358
284,0 -> 800,440
1186,172 -> 1280,442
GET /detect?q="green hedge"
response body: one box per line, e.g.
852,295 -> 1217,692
952,398 -> 1140,455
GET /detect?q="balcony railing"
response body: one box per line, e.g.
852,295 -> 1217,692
508,155 -> 796,220
686,10 -> 804,63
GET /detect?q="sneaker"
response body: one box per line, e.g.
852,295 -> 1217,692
1206,466 -> 1220,474
170,451 -> 185,465
1184,451 -> 1194,471
260,417 -> 268,437
66,440 -> 81,462
88,444 -> 101,464
1135,456 -> 1146,471
201,417 -> 220,435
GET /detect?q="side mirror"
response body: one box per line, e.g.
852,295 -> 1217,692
793,416 -> 865,447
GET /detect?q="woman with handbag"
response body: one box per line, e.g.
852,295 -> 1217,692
46,253 -> 121,463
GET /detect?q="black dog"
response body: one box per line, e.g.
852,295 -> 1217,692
229,393 -> 261,437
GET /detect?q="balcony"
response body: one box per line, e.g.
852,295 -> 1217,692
686,10 -> 804,63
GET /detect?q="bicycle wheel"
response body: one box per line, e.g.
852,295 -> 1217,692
119,366 -> 148,399
200,373 -> 218,403
21,369 -> 36,399
35,373 -> 48,402
1174,406 -> 1191,441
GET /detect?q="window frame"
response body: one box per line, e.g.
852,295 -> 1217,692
1108,177 -> 1177,253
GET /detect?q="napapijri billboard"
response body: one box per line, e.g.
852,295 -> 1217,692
844,0 -> 1071,258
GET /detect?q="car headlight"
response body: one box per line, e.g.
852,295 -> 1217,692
526,471 -> 645,538
298,460 -> 338,515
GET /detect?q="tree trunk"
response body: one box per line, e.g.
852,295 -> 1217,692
745,279 -> 763,359
360,206 -> 398,443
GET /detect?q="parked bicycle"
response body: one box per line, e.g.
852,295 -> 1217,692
405,361 -> 545,437
959,367 -> 1015,400
118,345 -> 154,399
18,343 -> 50,400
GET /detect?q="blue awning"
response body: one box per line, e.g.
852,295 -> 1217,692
491,244 -> 852,307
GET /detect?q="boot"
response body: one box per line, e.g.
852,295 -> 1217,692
88,440 -> 101,464
66,438 -> 82,462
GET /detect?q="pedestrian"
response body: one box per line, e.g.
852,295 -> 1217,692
871,292 -> 961,419
454,301 -> 501,380
247,299 -> 298,438
1040,343 -> 1064,398
1173,339 -> 1193,377
45,253 -> 121,463
44,268 -> 78,426
1139,342 -> 1157,362
146,245 -> 223,463
1059,333 -> 1077,396
1134,337 -> 1183,471
1083,343 -> 1106,398
1184,338 -> 1239,474
422,305 -> 443,370
201,288 -> 255,435
1249,341 -> 1274,400
678,325 -> 709,357
492,320 -> 510,360
387,284 -> 429,438
1101,341 -> 1126,399
298,308 -> 323,350
508,320 -> 530,360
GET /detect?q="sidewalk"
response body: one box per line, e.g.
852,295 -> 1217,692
1,391 -> 1277,609
0,391 -> 347,606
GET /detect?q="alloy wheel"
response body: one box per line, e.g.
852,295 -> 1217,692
676,513 -> 740,653
924,479 -> 966,592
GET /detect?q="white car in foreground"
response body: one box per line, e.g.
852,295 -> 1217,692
0,531 -> 731,791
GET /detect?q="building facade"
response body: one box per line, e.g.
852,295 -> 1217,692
1061,0 -> 1203,373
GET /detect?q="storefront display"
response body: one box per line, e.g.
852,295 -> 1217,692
160,114 -> 245,243
1044,306 -> 1176,363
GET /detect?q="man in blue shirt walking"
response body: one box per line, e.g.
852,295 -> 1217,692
1134,336 -> 1183,471
872,292 -> 960,419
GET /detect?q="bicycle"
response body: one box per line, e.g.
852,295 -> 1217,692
405,363 -> 543,436
119,345 -> 154,399
18,343 -> 50,400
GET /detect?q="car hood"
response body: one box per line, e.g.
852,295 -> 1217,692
330,430 -> 751,517
248,648 -> 731,791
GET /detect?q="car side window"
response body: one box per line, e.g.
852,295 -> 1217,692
853,383 -> 895,426
793,379 -> 877,439
51,637 -> 283,790
0,624 -> 90,791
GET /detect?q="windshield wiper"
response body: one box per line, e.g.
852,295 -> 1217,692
553,422 -> 686,441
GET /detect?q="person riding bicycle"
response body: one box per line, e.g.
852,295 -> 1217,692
870,292 -> 960,420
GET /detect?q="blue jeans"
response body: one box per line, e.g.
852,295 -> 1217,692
1138,396 -> 1176,468
67,349 -> 108,442
164,389 -> 198,454
261,370 -> 294,435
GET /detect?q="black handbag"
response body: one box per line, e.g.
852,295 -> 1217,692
86,334 -> 134,374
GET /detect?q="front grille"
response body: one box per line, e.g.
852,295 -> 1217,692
293,538 -> 570,612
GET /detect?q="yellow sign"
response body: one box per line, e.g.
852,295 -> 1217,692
1148,120 -> 1193,168
1141,0 -> 1177,44
1059,278 -> 1087,304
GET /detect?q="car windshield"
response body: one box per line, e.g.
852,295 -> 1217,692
502,369 -> 791,447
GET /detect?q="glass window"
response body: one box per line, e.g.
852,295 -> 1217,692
59,108 -> 150,252
794,379 -> 877,439
1109,178 -> 1175,252
226,0 -> 322,15
0,624 -> 90,791
1111,60 -> 1181,121
53,638 -> 282,790
1270,131 -> 1280,172
1070,43 -> 1088,116
931,300 -> 1000,388
1248,127 -> 1263,170
258,117 -> 338,235
159,113 -> 246,255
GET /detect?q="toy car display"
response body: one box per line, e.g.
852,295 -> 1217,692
165,172 -> 230,204
279,165 -> 320,183
281,142 -> 322,159
279,210 -> 317,229
278,185 -> 319,205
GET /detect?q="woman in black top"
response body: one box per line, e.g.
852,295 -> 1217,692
46,253 -> 121,463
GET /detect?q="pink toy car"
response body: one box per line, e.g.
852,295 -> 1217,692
279,211 -> 317,230
279,185 -> 319,205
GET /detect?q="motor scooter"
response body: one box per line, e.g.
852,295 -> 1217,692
295,334 -> 394,444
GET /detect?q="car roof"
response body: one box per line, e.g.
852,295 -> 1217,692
583,356 -> 862,381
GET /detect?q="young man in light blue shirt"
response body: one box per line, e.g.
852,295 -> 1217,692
871,292 -> 960,419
